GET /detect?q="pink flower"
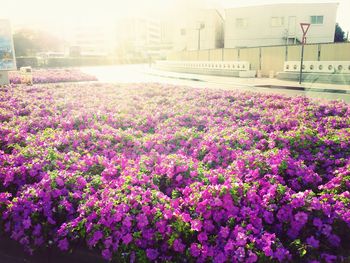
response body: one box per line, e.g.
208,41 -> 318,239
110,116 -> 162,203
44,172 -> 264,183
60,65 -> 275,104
191,219 -> 203,231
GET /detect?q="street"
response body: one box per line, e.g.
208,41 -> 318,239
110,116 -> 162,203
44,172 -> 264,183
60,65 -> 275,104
81,64 -> 350,103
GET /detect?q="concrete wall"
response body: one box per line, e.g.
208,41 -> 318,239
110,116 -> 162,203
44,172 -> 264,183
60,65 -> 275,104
166,42 -> 350,76
209,49 -> 223,61
223,49 -> 239,61
320,42 -> 350,61
287,44 -> 319,61
240,47 -> 260,70
198,50 -> 210,60
260,46 -> 286,76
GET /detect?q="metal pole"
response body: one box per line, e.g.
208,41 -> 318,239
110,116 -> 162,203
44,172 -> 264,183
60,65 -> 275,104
198,29 -> 201,50
299,39 -> 305,84
299,23 -> 310,84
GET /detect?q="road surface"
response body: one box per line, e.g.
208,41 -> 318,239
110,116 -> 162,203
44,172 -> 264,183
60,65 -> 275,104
80,64 -> 350,103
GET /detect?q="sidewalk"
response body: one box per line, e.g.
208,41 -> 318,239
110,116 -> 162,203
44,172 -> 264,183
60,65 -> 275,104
145,68 -> 350,93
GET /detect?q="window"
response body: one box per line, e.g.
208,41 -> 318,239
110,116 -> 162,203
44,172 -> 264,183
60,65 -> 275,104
271,17 -> 284,27
180,28 -> 186,36
310,16 -> 324,24
236,18 -> 248,28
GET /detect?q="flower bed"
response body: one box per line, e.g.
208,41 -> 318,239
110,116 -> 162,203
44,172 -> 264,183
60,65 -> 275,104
8,69 -> 97,84
0,83 -> 349,262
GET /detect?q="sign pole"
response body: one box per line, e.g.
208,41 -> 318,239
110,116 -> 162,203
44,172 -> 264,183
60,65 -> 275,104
299,39 -> 305,84
299,23 -> 310,84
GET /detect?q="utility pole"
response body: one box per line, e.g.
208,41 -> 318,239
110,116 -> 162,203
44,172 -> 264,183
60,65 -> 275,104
196,22 -> 205,50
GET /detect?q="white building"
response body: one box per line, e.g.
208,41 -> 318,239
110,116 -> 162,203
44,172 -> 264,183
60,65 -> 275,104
225,3 -> 338,48
115,17 -> 163,59
174,9 -> 224,51
70,25 -> 115,56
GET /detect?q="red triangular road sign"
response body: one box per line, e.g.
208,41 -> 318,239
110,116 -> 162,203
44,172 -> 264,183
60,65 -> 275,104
300,23 -> 311,35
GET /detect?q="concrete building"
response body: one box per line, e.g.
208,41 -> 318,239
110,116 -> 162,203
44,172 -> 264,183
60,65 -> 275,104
174,9 -> 224,51
70,25 -> 115,56
225,3 -> 338,48
115,17 -> 164,60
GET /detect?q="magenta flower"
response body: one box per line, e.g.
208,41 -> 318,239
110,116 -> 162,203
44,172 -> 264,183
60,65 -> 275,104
1,83 -> 350,262
190,243 -> 201,257
198,232 -> 208,243
122,233 -> 132,245
191,219 -> 203,232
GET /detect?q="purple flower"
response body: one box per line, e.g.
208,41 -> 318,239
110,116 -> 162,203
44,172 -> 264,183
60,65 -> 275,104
274,247 -> 290,262
122,233 -> 132,245
224,240 -> 234,253
219,226 -> 230,239
88,230 -> 104,247
198,232 -> 208,243
263,211 -> 274,224
22,218 -> 31,230
2,80 -> 350,263
294,212 -> 308,226
58,238 -> 69,251
321,253 -> 337,263
102,248 -> 112,260
246,251 -> 258,263
213,252 -> 226,263
190,243 -> 201,257
234,247 -> 245,260
313,218 -> 323,229
173,239 -> 185,252
136,213 -> 148,229
328,234 -> 340,247
146,248 -> 159,260
306,236 -> 319,248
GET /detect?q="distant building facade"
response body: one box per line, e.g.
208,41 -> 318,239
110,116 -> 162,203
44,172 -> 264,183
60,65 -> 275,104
174,9 -> 224,51
225,3 -> 338,48
70,25 -> 114,56
115,17 -> 169,60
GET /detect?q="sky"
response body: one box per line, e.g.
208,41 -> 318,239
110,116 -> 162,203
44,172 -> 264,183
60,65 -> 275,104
0,0 -> 349,35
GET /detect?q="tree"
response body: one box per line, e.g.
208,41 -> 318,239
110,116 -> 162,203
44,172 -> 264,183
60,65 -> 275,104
334,23 -> 346,42
13,28 -> 64,57
13,30 -> 36,56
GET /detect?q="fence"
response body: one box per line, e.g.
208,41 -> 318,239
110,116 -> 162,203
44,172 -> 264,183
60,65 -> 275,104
167,42 -> 350,77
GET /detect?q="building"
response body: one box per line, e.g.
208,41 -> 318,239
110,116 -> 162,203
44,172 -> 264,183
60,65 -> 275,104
225,3 -> 338,48
173,9 -> 224,51
70,25 -> 115,56
115,17 -> 165,60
